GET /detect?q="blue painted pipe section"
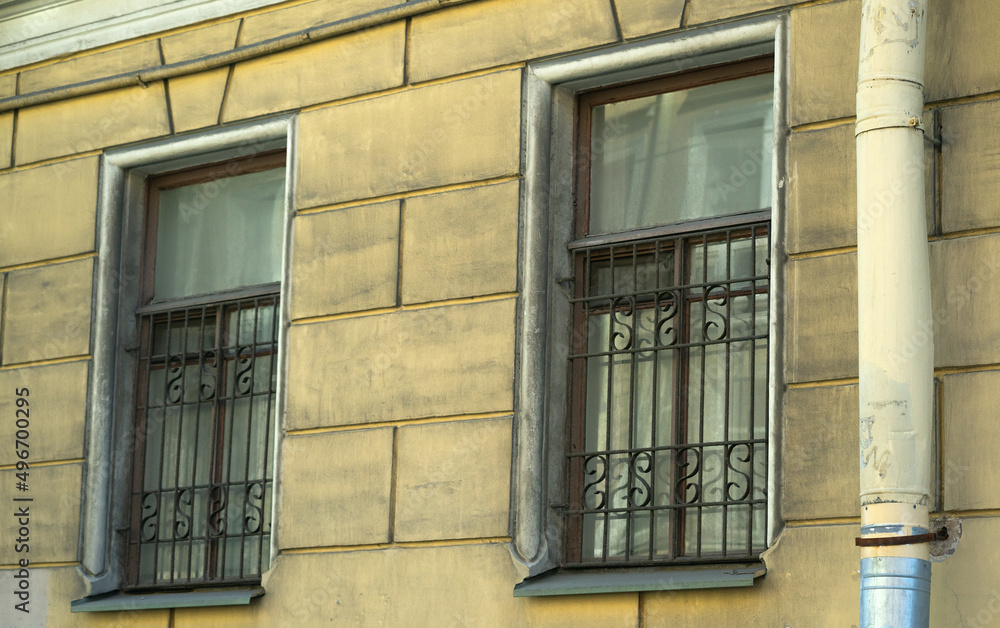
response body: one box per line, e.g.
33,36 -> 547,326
860,556 -> 931,628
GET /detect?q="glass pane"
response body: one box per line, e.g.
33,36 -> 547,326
154,167 -> 286,299
589,249 -> 675,299
228,302 -> 277,347
589,73 -> 773,234
584,314 -> 676,451
145,539 -> 206,584
151,312 -> 217,357
580,253 -> 677,562
684,267 -> 768,557
689,230 -> 769,293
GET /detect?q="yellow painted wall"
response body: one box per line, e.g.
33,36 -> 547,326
2,0 -> 1000,625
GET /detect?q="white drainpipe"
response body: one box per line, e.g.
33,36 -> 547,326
855,0 -> 933,625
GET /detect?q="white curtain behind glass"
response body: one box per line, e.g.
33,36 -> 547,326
154,167 -> 286,300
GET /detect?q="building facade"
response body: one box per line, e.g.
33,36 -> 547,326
0,0 -> 998,626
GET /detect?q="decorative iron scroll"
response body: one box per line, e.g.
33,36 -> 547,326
128,294 -> 278,587
582,455 -> 607,510
566,223 -> 770,566
244,481 -> 266,534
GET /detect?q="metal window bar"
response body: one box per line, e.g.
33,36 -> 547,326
566,222 -> 769,567
126,292 -> 278,589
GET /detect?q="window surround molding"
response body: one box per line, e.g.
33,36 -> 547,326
82,116 -> 296,597
513,15 -> 788,581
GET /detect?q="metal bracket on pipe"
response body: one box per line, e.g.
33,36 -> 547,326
855,111 -> 924,135
855,532 -> 938,547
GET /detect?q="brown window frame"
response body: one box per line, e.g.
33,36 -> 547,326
564,59 -> 773,568
124,151 -> 285,590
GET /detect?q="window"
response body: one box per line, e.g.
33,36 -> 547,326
563,59 -> 773,567
124,151 -> 286,588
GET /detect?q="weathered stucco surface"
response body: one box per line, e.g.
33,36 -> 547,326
1,0 -> 998,625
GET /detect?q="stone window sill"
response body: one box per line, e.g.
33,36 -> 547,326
71,587 -> 264,612
513,563 -> 765,597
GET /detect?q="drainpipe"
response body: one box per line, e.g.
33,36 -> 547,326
855,1 -> 933,626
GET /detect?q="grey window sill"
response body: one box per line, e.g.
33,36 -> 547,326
513,563 -> 765,597
71,587 -> 264,612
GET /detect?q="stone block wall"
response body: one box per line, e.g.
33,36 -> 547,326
2,0 -> 1000,625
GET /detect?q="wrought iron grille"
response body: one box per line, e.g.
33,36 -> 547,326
127,291 -> 278,588
565,221 -> 769,566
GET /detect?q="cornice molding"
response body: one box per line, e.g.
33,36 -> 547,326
0,0 -> 283,72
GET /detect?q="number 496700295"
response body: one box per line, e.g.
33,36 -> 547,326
14,387 -> 30,482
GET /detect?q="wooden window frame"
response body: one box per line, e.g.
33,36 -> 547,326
564,59 -> 773,568
139,149 -> 286,307
124,151 -> 285,590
